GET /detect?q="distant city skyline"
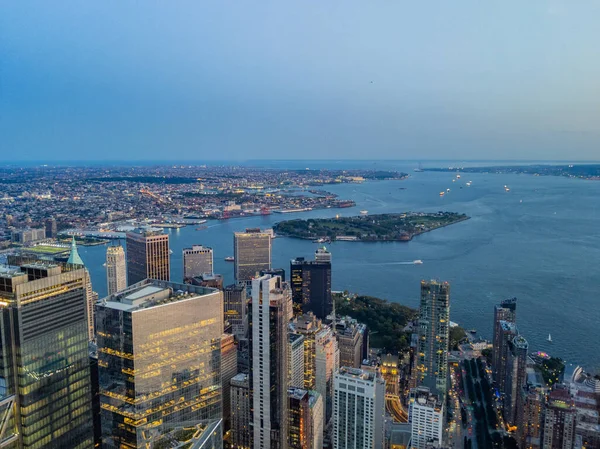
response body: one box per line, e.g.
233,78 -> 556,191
2,1 -> 600,161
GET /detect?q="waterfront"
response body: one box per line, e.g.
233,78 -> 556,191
78,164 -> 600,372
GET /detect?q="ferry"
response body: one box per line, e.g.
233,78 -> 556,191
224,256 -> 235,262
413,260 -> 423,265
360,210 -> 368,215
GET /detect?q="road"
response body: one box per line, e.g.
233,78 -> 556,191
385,394 -> 408,423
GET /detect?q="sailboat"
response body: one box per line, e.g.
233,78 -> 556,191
547,334 -> 552,343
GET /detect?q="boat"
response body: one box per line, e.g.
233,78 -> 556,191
547,334 -> 552,343
413,260 -> 423,264
466,182 -> 471,186
439,191 -> 445,196
469,329 -> 477,334
224,256 -> 235,262
195,226 -> 208,230
360,210 -> 368,215
447,188 -> 451,192
456,174 -> 461,179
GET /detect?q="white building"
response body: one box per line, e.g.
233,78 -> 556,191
106,245 -> 126,295
408,387 -> 444,449
333,367 -> 385,449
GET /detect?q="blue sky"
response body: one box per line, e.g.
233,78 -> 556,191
1,1 -> 599,161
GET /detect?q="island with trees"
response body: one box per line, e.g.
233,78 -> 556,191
273,212 -> 469,242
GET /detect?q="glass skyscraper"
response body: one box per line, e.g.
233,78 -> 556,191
125,228 -> 170,285
416,280 -> 450,398
0,262 -> 94,448
96,279 -> 223,448
233,229 -> 271,284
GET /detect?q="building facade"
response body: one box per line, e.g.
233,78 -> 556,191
408,387 -> 444,449
504,335 -> 528,426
335,316 -> 366,369
106,244 -> 126,295
230,373 -> 251,449
249,275 -> 290,449
492,298 -> 517,382
416,280 -> 450,397
289,333 -> 305,389
316,325 -> 340,427
332,367 -> 385,449
125,228 -> 170,285
288,388 -> 324,449
183,245 -> 214,280
496,320 -> 518,393
224,283 -> 248,339
543,389 -> 577,449
96,280 -> 223,448
290,248 -> 332,319
221,333 -> 238,431
0,262 -> 94,448
234,228 -> 271,284
44,217 -> 57,238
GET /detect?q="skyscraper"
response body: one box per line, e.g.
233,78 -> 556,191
125,228 -> 170,285
293,312 -> 323,390
230,373 -> 251,449
289,333 -> 306,388
332,367 -> 385,449
234,228 -> 271,284
96,279 -> 223,448
335,316 -> 367,369
288,388 -> 324,449
0,262 -> 94,448
543,388 -> 577,449
224,283 -> 248,339
183,244 -> 214,279
408,387 -> 444,449
106,244 -> 126,295
416,280 -> 450,397
221,333 -> 238,432
249,274 -> 290,449
68,236 -> 96,341
518,386 -> 544,449
290,248 -> 332,319
496,320 -> 518,393
492,298 -> 517,382
315,325 -> 339,426
504,335 -> 529,426
44,216 -> 57,238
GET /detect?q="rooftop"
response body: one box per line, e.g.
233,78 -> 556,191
337,366 -> 376,382
100,279 -> 218,312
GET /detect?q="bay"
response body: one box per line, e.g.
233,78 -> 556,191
77,163 -> 600,372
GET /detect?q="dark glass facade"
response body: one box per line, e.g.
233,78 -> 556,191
290,258 -> 332,319
126,230 -> 170,286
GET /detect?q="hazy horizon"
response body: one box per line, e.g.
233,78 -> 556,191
2,1 -> 599,161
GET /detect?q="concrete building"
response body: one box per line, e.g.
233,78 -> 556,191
126,228 -> 170,285
492,298 -> 517,383
96,280 -> 223,448
288,388 -> 324,449
106,244 -> 126,295
289,332 -> 306,388
408,387 -> 444,449
496,320 -> 518,393
230,373 -> 251,449
293,312 -> 324,390
224,283 -> 248,339
249,275 -> 290,449
44,217 -> 57,238
0,262 -> 95,448
11,227 -> 46,244
316,325 -> 340,427
543,388 -> 577,449
335,316 -> 367,369
183,244 -> 214,280
416,280 -> 450,397
332,367 -> 385,449
221,333 -> 238,431
518,386 -> 544,449
234,228 -> 271,284
290,248 -> 332,319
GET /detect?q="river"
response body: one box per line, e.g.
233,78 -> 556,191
76,162 -> 600,372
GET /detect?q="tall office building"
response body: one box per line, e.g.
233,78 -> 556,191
126,228 -> 170,285
221,333 -> 238,431
234,228 -> 271,284
68,236 -> 96,341
224,283 -> 248,339
416,280 -> 450,397
288,388 -> 324,449
504,335 -> 529,426
183,244 -> 214,279
44,217 -> 57,238
335,316 -> 367,369
0,262 -> 94,448
96,280 -> 223,448
495,320 -> 518,393
543,389 -> 577,449
106,244 -> 126,295
290,248 -> 332,319
293,312 -> 323,390
332,367 -> 385,449
230,373 -> 251,449
408,386 -> 444,449
315,325 -> 339,426
492,298 -> 517,381
249,275 -> 290,449
289,333 -> 306,388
